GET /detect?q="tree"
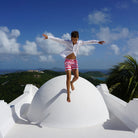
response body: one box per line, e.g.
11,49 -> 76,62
106,55 -> 138,102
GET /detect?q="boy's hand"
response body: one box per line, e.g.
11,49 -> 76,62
42,34 -> 48,39
98,41 -> 105,45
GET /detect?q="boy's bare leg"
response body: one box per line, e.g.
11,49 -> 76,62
66,70 -> 71,102
71,69 -> 79,91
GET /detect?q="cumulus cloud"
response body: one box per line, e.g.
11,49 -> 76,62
39,55 -> 54,62
88,9 -> 111,25
79,45 -> 95,56
96,27 -> 129,44
0,27 -> 20,54
61,33 -> 70,40
0,26 -> 9,33
10,29 -> 20,38
23,40 -> 40,55
127,37 -> 138,57
0,27 -> 56,63
0,27 -> 100,64
110,44 -> 120,55
36,33 -> 64,55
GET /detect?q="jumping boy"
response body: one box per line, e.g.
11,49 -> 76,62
42,31 -> 105,102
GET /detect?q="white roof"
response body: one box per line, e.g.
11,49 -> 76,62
1,75 -> 138,138
5,114 -> 137,138
26,75 -> 109,128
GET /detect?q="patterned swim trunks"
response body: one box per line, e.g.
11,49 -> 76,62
64,58 -> 78,71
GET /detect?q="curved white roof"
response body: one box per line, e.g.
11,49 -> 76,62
26,75 -> 109,128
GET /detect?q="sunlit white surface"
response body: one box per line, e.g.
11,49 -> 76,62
0,75 -> 138,138
27,75 -> 109,128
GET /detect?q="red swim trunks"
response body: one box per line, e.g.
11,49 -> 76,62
64,58 -> 78,71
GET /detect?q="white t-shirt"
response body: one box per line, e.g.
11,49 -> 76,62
48,36 -> 99,58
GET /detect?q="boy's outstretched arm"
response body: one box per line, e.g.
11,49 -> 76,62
98,41 -> 105,45
42,34 -> 48,39
42,34 -> 67,46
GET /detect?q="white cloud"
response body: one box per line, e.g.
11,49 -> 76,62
96,27 -> 129,44
0,27 -> 57,63
39,55 -> 47,62
36,33 -> 64,55
0,27 -> 20,54
10,29 -> 20,38
79,45 -> 95,56
39,55 -> 54,62
0,26 -> 9,33
88,9 -> 111,25
127,37 -> 138,57
23,40 -> 40,55
0,27 -> 103,64
110,44 -> 120,55
62,33 -> 70,40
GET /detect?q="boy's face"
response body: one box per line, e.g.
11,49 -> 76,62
71,37 -> 78,45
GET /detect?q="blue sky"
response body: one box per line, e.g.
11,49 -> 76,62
0,0 -> 138,70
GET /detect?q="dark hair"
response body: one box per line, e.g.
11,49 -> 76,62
71,31 -> 79,38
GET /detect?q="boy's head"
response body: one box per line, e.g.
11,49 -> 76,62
71,31 -> 79,45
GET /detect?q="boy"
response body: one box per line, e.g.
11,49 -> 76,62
43,31 -> 105,102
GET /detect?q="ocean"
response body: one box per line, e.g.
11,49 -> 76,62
0,69 -> 26,75
0,69 -> 109,74
51,68 -> 109,74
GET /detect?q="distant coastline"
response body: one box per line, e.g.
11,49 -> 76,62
0,68 -> 110,75
50,68 -> 110,74
0,69 -> 26,75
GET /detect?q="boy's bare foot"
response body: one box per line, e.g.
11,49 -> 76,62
70,81 -> 75,91
67,96 -> 71,102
